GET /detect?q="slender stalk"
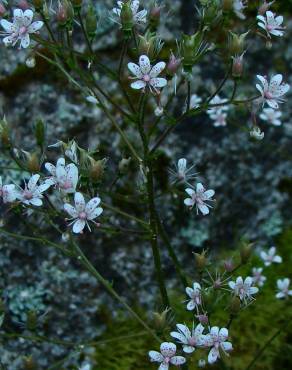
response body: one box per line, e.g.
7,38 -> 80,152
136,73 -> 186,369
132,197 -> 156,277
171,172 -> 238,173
187,80 -> 191,111
155,213 -> 188,288
77,10 -> 94,55
137,94 -> 170,309
102,202 -> 149,228
72,241 -> 161,342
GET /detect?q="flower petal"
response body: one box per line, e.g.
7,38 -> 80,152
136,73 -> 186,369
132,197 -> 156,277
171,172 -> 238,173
20,33 -> 30,48
139,55 -> 151,74
130,80 -> 146,89
160,342 -> 176,357
74,192 -> 85,212
149,350 -> 164,363
72,219 -> 86,233
150,77 -> 167,88
150,62 -> 166,78
28,20 -> 44,33
170,356 -> 186,366
64,204 -> 78,218
128,62 -> 143,78
0,19 -> 16,33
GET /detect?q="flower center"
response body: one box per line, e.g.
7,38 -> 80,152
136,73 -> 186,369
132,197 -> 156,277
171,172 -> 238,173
189,337 -> 196,346
143,74 -> 151,82
24,190 -> 33,200
19,26 -> 27,36
265,91 -> 273,99
79,211 -> 87,220
62,180 -> 72,190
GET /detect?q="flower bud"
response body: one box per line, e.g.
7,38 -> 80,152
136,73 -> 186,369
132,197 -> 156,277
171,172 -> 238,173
26,56 -> 36,68
120,1 -> 133,37
258,1 -> 274,15
240,242 -> 253,264
23,356 -> 37,370
62,232 -> 70,242
26,310 -> 38,331
70,0 -> 83,10
166,52 -> 181,76
250,126 -> 264,141
0,117 -> 11,148
194,250 -> 207,271
0,2 -> 6,17
181,33 -> 205,72
228,31 -> 249,55
266,40 -> 272,50
17,0 -> 30,10
196,313 -> 209,325
27,152 -> 40,173
118,157 -> 131,174
137,34 -> 155,59
149,5 -> 161,29
232,52 -> 245,78
32,0 -> 44,11
86,3 -> 97,38
222,0 -> 233,11
34,119 -> 45,147
198,359 -> 207,368
154,106 -> 164,117
89,158 -> 106,182
56,0 -> 73,26
230,296 -> 241,314
152,307 -> 171,331
223,258 -> 234,272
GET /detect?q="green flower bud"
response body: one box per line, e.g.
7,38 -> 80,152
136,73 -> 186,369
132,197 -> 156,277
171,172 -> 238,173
86,3 -> 97,38
34,119 -> 46,147
240,242 -> 253,264
228,31 -> 249,55
152,307 -> 171,331
70,0 -> 83,10
194,250 -> 207,271
120,1 -> 134,37
89,158 -> 107,182
149,5 -> 161,29
26,310 -> 38,331
32,0 -> 43,11
181,32 -> 206,72
0,116 -> 11,149
26,152 -> 40,173
118,157 -> 131,174
222,0 -> 233,11
230,296 -> 241,314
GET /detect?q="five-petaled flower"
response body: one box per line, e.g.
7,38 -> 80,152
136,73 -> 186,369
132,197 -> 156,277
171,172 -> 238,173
112,1 -> 147,25
149,342 -> 186,370
257,11 -> 285,38
185,282 -> 202,312
184,183 -> 215,215
276,278 -> 292,299
17,174 -> 50,207
256,74 -> 290,109
0,9 -> 43,49
128,55 -> 167,94
0,176 -> 17,203
252,267 -> 267,287
260,246 -> 282,266
171,323 -> 206,353
228,276 -> 259,303
204,327 -> 233,364
64,192 -> 103,234
45,157 -> 78,194
259,108 -> 282,126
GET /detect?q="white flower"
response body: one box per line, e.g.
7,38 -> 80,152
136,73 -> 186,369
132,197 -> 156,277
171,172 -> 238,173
228,276 -> 259,302
252,267 -> 266,287
233,0 -> 247,20
257,11 -> 285,38
17,174 -> 50,207
0,9 -> 43,49
25,56 -> 36,68
185,282 -> 202,311
86,95 -> 98,104
112,1 -> 147,25
204,327 -> 233,364
209,110 -> 228,127
276,278 -> 292,299
169,158 -> 197,184
149,342 -> 186,370
207,95 -> 229,127
256,74 -> 290,109
249,126 -> 264,140
259,108 -> 282,126
0,176 -> 17,203
45,157 -> 78,194
128,55 -> 167,94
64,192 -> 103,234
184,183 -> 215,216
260,246 -> 282,266
171,323 -> 206,353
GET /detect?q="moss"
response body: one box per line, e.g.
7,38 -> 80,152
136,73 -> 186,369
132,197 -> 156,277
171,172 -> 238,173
91,229 -> 292,370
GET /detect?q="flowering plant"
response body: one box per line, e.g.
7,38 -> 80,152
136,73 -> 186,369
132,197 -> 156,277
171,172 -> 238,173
0,0 -> 291,369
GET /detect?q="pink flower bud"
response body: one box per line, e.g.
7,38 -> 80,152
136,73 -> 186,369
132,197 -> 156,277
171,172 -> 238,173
224,259 -> 234,272
232,53 -> 245,78
17,0 -> 30,10
150,6 -> 161,21
196,314 -> 209,326
167,52 -> 181,75
0,2 -> 6,17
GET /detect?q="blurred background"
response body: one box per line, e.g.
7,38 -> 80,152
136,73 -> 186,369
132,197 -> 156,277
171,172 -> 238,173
0,0 -> 292,369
